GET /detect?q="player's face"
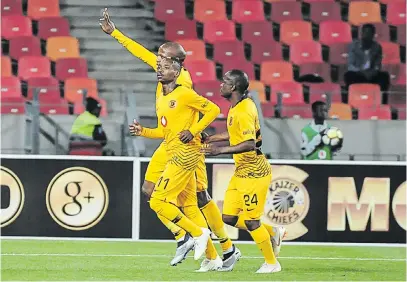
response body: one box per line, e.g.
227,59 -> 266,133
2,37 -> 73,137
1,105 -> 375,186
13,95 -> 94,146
314,104 -> 328,120
220,75 -> 234,99
156,58 -> 180,83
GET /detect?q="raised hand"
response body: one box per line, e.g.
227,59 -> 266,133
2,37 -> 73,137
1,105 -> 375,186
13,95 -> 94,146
129,119 -> 143,136
99,8 -> 115,34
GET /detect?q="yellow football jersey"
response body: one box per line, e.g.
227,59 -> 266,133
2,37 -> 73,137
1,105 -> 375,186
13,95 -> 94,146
227,98 -> 271,178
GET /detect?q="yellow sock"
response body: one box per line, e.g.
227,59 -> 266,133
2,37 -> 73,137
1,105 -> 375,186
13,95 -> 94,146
184,205 -> 218,260
263,223 -> 276,237
249,224 -> 277,264
235,216 -> 248,230
201,200 -> 233,252
150,198 -> 202,237
157,214 -> 186,241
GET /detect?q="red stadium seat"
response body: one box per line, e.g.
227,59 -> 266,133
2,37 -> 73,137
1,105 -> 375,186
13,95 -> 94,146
1,56 -> 12,77
299,63 -> 332,82
1,15 -> 32,39
309,83 -> 342,103
211,98 -> 230,118
378,0 -> 405,4
319,21 -> 352,46
264,0 -> 297,3
154,0 -> 186,22
260,102 -> 275,118
232,0 -> 265,23
348,83 -> 381,108
55,58 -> 88,81
380,42 -> 401,64
27,77 -> 60,102
165,20 -> 198,41
1,0 -> 22,16
9,36 -> 41,60
348,2 -> 382,26
204,20 -> 236,43
271,2 -> 302,23
388,86 -> 406,112
280,21 -> 313,45
395,64 -> 406,85
213,41 -> 245,65
289,41 -> 323,65
1,76 -> 22,99
386,2 -> 406,26
176,40 -> 207,64
358,105 -> 391,120
74,99 -> 108,117
1,103 -> 25,114
397,25 -> 406,46
250,41 -> 283,64
18,56 -> 51,80
184,60 -> 217,83
270,81 -> 304,105
329,43 -> 349,65
280,106 -> 313,118
69,141 -> 103,156
27,0 -> 60,20
303,0 -> 334,2
194,81 -> 221,99
359,23 -> 390,42
222,60 -> 255,80
382,64 -> 403,86
261,61 -> 294,84
194,0 -> 227,23
37,17 -> 70,40
40,103 -> 69,115
241,21 -> 274,45
309,2 -> 341,24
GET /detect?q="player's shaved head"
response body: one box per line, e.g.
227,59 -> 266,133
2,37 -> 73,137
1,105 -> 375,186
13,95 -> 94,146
159,42 -> 186,64
225,69 -> 249,94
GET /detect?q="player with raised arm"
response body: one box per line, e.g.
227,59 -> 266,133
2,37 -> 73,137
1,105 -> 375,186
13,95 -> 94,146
202,70 -> 283,273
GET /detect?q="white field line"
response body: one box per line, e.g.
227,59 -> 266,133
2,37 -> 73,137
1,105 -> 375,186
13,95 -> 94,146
1,253 -> 406,262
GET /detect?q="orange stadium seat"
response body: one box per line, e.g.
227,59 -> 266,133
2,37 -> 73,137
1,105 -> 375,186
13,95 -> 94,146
329,103 -> 352,120
175,40 -> 207,64
386,2 -> 406,26
251,41 -> 283,64
37,17 -> 70,40
329,43 -> 350,65
204,20 -> 236,43
348,83 -> 381,108
280,106 -> 313,118
280,21 -> 313,45
397,25 -> 405,46
27,0 -> 60,20
1,76 -> 22,100
232,0 -> 265,23
319,21 -> 352,46
270,81 -> 304,105
309,82 -> 342,103
310,2 -> 341,24
299,63 -> 332,82
194,0 -> 227,23
184,60 -> 217,83
271,2 -> 303,23
46,36 -> 80,61
194,81 -> 221,99
248,80 -> 267,102
1,0 -> 22,16
27,77 -> 60,102
213,41 -> 245,65
9,36 -> 41,60
165,20 -> 197,41
348,2 -> 382,26
289,41 -> 323,65
18,56 -> 51,80
260,102 -> 275,118
74,99 -> 108,117
64,78 -> 99,103
222,60 -> 256,80
1,15 -> 32,39
358,105 -> 391,120
55,58 -> 88,81
380,42 -> 401,64
359,23 -> 390,42
154,0 -> 186,22
261,61 -> 294,84
241,21 -> 274,45
1,56 -> 12,77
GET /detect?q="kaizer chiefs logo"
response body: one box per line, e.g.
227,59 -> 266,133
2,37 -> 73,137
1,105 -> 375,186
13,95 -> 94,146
1,166 -> 25,228
169,100 -> 177,108
46,167 -> 109,231
262,165 -> 310,240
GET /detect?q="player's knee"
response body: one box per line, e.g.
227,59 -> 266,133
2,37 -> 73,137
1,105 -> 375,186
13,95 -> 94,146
222,214 -> 238,226
245,219 -> 261,231
197,190 -> 211,208
142,181 -> 155,199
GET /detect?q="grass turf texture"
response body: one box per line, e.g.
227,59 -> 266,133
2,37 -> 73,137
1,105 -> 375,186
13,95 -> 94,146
1,240 -> 406,281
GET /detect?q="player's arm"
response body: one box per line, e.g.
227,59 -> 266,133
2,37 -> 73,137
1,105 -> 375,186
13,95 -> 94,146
129,119 -> 164,139
300,130 -> 323,158
204,131 -> 229,143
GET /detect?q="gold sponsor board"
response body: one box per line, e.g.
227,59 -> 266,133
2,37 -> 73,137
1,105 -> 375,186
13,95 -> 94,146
1,166 -> 25,227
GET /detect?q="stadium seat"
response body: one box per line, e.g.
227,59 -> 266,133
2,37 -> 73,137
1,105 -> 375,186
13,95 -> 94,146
9,36 -> 41,60
260,102 -> 275,118
222,60 -> 255,80
358,105 -> 391,120
264,0 -> 297,3
395,64 -> 406,85
388,86 -> 406,110
1,56 -> 12,77
303,0 -> 335,2
298,63 -> 332,82
1,0 -> 22,16
250,41 -> 283,64
386,2 -> 406,26
280,21 -> 313,45
203,20 -> 236,43
270,2 -> 302,23
382,64 -> 403,85
348,2 -> 382,26
359,23 -> 390,42
289,41 -> 323,65
46,36 -> 80,61
280,106 -> 313,118
348,83 -> 381,108
194,0 -> 227,23
64,78 -> 99,103
269,81 -> 304,105
1,76 -> 22,100
184,60 -> 217,83
176,40 -> 206,64
1,103 -> 25,114
213,41 -> 245,65
1,15 -> 32,39
55,58 -> 88,81
74,99 -> 108,117
212,98 -> 230,118
194,80 -> 221,99
261,61 -> 294,84
309,2 -> 341,24
27,0 -> 60,20
154,0 -> 186,22
248,80 -> 267,102
37,17 -> 70,40
329,103 -> 352,120
241,21 -> 274,45
319,21 -> 352,46
69,141 -> 103,156
329,43 -> 349,65
18,56 -> 51,80
26,77 -> 60,102
40,104 -> 69,115
309,83 -> 342,103
380,42 -> 401,64
397,25 -> 406,46
165,20 -> 198,41
232,0 -> 265,23
378,0 -> 405,4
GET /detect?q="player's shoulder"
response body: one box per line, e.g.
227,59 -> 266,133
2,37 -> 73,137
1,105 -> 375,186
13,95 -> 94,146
237,97 -> 257,114
177,68 -> 193,89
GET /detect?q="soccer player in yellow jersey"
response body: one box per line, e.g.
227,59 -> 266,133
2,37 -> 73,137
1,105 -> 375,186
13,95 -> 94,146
202,70 -> 283,273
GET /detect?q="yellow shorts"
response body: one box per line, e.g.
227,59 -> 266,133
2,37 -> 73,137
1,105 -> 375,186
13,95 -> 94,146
223,174 -> 272,220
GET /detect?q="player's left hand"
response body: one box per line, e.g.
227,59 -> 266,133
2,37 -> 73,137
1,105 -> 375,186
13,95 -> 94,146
200,144 -> 221,156
179,130 -> 194,143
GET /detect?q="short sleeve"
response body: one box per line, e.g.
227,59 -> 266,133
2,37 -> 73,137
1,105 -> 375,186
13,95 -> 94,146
237,106 -> 256,142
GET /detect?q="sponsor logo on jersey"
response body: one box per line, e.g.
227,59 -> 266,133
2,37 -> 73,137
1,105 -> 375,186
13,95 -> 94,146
169,100 -> 177,108
161,116 -> 168,127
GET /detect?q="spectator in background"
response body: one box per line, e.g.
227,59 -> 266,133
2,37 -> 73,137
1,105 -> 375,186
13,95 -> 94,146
344,24 -> 390,91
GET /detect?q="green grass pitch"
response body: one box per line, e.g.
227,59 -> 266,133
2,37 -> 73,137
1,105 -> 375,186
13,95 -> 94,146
1,239 -> 406,281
